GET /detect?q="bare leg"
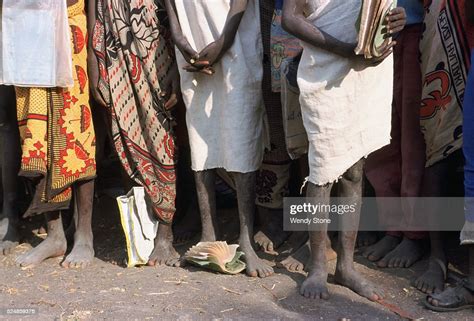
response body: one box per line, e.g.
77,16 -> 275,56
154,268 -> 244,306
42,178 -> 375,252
62,180 -> 95,268
334,159 -> 383,301
414,157 -> 452,293
300,181 -> 332,299
195,170 -> 218,242
233,171 -> 273,278
415,231 -> 446,293
148,223 -> 180,267
16,211 -> 67,267
0,86 -> 21,255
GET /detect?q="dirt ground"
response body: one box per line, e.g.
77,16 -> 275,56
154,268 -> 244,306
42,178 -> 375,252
1,192 -> 474,321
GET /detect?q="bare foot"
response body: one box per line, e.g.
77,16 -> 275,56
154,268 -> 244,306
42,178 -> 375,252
426,283 -> 474,310
280,242 -> 309,272
279,241 -> 336,272
254,230 -> 287,255
377,237 -> 424,268
16,235 -> 66,268
242,246 -> 273,278
362,234 -> 400,262
356,231 -> 378,248
148,239 -> 181,267
0,217 -> 19,255
335,267 -> 383,301
254,209 -> 290,254
300,269 -> 329,299
415,258 -> 446,294
62,235 -> 94,268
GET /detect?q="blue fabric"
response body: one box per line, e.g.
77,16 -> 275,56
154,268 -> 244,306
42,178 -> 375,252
464,51 -> 474,222
397,0 -> 424,25
275,0 -> 283,10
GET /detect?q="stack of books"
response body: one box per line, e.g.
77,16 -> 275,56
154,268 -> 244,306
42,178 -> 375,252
355,0 -> 398,58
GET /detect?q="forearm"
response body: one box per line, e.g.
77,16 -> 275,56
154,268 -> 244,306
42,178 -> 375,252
282,0 -> 354,57
164,0 -> 191,52
218,0 -> 249,53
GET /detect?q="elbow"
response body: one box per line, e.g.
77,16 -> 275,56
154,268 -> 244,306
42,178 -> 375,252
281,15 -> 294,34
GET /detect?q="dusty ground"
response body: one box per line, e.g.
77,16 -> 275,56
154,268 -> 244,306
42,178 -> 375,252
1,193 -> 473,321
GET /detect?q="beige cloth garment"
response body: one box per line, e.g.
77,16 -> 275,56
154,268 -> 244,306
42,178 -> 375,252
174,0 -> 266,173
298,0 -> 393,185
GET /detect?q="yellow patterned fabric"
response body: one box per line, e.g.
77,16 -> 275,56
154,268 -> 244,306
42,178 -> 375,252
16,0 -> 96,215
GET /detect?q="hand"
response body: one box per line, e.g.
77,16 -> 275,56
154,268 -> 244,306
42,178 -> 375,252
176,39 -> 199,65
91,86 -> 107,107
182,63 -> 215,75
197,38 -> 225,66
161,63 -> 180,110
386,7 -> 407,35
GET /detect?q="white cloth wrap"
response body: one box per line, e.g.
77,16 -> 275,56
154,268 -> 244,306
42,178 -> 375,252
174,0 -> 266,172
298,0 -> 393,185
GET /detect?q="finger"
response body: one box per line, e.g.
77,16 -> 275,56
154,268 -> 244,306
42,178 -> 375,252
200,67 -> 215,75
388,8 -> 406,18
183,65 -> 201,72
389,26 -> 405,34
193,60 -> 210,67
388,20 -> 406,31
387,12 -> 406,21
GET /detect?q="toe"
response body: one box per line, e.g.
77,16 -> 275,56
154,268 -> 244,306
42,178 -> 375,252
321,290 -> 329,300
387,257 -> 396,267
267,243 -> 274,253
247,269 -> 258,277
422,283 -> 428,293
376,258 -> 388,268
394,258 -> 402,267
403,259 -> 412,268
367,254 -> 379,262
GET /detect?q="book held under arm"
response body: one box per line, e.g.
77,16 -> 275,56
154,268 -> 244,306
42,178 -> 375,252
355,0 -> 398,58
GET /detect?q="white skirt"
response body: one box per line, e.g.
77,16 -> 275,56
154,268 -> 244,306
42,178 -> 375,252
174,0 -> 267,172
299,0 -> 393,185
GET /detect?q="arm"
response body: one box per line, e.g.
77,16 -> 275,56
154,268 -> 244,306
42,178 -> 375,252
196,0 -> 249,66
87,0 -> 107,107
164,0 -> 199,64
281,0 -> 355,58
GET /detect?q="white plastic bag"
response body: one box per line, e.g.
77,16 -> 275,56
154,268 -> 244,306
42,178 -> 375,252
117,187 -> 159,267
0,0 -> 73,87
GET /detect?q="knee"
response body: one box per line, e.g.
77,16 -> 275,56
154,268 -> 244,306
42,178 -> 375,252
343,162 -> 364,183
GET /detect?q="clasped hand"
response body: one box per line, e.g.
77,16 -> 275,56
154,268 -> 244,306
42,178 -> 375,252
181,38 -> 225,75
